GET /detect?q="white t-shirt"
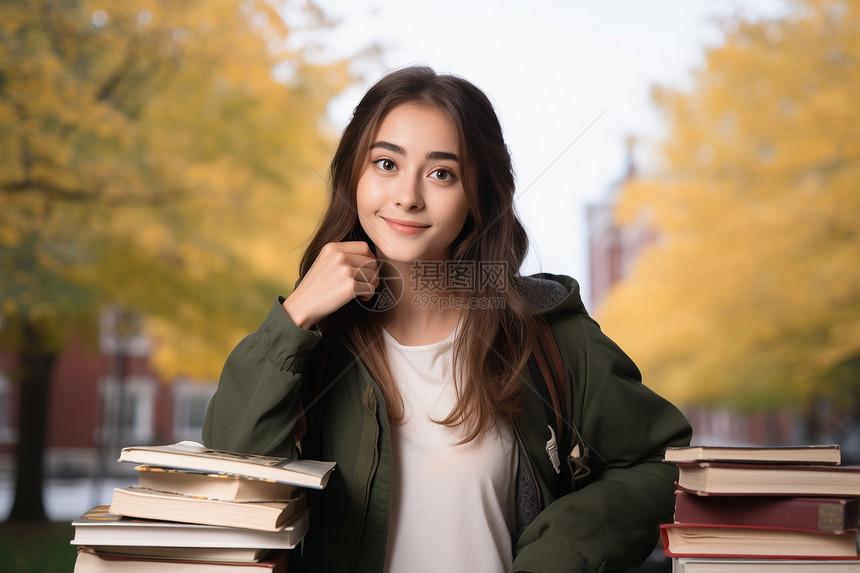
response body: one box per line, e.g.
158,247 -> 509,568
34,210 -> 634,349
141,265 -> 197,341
382,326 -> 518,573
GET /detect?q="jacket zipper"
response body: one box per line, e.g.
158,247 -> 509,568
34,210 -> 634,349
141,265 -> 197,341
361,384 -> 380,522
513,420 -> 544,511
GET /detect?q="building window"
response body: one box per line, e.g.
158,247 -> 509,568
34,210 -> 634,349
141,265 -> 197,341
0,373 -> 16,444
172,379 -> 216,442
98,375 -> 157,444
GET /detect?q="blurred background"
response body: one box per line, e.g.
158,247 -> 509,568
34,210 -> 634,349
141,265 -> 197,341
1,0 -> 858,570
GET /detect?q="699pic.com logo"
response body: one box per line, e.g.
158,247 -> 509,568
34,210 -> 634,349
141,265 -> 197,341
354,260 -> 403,312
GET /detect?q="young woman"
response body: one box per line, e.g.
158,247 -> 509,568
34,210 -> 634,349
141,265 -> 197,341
203,66 -> 691,573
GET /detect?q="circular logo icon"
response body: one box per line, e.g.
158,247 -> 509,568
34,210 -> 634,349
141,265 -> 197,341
354,260 -> 403,312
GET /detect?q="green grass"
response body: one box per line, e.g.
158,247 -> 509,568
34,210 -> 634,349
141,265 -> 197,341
0,521 -> 77,573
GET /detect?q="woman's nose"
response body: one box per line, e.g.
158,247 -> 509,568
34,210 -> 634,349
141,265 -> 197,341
394,174 -> 423,210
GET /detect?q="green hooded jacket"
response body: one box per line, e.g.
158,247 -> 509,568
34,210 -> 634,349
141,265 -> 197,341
202,274 -> 692,573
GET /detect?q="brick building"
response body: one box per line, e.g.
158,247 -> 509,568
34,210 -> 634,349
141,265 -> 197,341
0,308 -> 216,477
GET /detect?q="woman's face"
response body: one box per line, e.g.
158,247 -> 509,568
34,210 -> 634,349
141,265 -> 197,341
356,103 -> 471,265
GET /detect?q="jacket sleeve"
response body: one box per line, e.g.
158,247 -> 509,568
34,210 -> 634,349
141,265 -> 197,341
202,298 -> 322,458
512,313 -> 692,573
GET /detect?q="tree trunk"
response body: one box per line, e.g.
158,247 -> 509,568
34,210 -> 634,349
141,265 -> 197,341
7,318 -> 58,522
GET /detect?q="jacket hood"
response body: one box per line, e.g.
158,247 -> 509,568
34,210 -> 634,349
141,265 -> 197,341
517,273 -> 588,315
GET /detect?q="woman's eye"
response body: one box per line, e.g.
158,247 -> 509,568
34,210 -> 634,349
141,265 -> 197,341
374,158 -> 396,171
431,169 -> 454,181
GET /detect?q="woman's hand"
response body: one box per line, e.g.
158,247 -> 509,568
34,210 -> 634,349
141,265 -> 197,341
282,242 -> 379,329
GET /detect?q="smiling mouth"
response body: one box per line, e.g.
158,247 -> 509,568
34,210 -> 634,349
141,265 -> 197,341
382,217 -> 430,235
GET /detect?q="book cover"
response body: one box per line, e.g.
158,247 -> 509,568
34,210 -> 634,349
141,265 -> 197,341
86,545 -> 272,563
661,523 -> 860,559
676,462 -> 860,497
674,492 -> 860,533
135,466 -> 299,502
71,506 -> 308,549
74,547 -> 289,572
109,487 -> 306,532
118,441 -> 336,489
664,445 -> 841,465
673,557 -> 860,572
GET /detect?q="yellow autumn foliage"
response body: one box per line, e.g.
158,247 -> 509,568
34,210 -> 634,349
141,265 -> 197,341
0,0 -> 352,379
598,0 -> 860,409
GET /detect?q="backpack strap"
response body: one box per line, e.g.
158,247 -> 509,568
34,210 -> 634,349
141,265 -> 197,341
531,319 -> 600,487
535,321 -> 567,437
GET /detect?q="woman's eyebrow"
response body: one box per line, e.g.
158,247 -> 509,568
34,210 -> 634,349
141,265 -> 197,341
427,151 -> 459,162
369,141 -> 459,162
369,141 -> 404,154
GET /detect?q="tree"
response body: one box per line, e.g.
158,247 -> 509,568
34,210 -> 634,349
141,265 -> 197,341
597,0 -> 860,422
0,0 -> 350,521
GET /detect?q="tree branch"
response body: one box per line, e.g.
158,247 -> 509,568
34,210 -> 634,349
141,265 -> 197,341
0,179 -> 190,205
95,42 -> 138,103
38,0 -> 68,60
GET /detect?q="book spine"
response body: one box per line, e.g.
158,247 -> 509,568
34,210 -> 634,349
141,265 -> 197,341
674,493 -> 859,533
660,523 -> 860,559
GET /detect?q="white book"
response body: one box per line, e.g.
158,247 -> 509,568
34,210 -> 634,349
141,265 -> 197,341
117,441 -> 335,489
109,487 -> 306,532
664,444 -> 841,465
71,506 -> 308,549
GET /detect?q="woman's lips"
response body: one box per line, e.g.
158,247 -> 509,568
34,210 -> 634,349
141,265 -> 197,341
383,217 -> 430,235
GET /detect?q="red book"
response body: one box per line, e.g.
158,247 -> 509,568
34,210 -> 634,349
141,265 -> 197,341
660,523 -> 860,559
676,462 -> 860,497
674,491 -> 860,533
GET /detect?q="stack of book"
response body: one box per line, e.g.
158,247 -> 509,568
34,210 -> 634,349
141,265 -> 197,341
661,444 -> 860,573
71,441 -> 336,572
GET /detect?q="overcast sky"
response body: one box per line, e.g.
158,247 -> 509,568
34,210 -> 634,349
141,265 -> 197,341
306,0 -> 788,307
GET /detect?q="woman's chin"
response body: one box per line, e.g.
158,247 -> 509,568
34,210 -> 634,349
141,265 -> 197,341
377,253 -> 447,267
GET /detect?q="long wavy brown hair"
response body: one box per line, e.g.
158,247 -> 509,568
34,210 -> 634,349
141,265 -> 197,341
300,66 -> 545,442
